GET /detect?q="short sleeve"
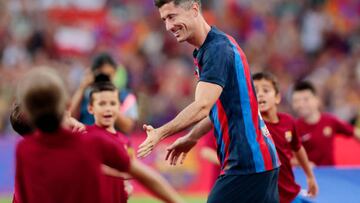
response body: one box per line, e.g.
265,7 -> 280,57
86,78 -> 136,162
94,133 -> 131,172
332,116 -> 354,137
199,43 -> 233,88
291,124 -> 302,152
287,116 -> 302,152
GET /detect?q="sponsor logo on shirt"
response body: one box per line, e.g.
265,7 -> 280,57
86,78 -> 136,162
285,131 -> 292,142
261,126 -> 271,137
323,126 -> 333,137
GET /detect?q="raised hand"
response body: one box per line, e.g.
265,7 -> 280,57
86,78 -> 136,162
63,113 -> 86,133
80,69 -> 94,89
165,135 -> 198,166
137,125 -> 162,158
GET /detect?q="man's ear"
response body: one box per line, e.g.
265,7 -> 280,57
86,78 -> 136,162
191,2 -> 200,17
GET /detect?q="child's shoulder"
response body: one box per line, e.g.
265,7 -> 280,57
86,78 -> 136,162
278,112 -> 295,121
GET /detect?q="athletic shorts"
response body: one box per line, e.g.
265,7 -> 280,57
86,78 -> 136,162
207,168 -> 279,203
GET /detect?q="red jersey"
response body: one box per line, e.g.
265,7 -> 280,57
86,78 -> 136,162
265,113 -> 301,203
296,113 -> 354,165
14,128 -> 130,203
86,125 -> 130,203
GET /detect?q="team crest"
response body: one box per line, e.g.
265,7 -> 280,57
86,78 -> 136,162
323,126 -> 333,137
285,131 -> 292,142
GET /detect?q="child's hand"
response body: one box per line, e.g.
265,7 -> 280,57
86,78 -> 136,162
306,176 -> 319,197
63,113 -> 86,133
124,181 -> 133,198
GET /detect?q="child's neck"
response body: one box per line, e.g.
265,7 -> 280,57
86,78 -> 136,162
304,111 -> 321,124
261,107 -> 279,123
106,126 -> 116,134
95,123 -> 116,134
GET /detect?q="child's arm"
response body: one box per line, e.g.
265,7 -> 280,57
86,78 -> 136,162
294,146 -> 318,197
69,70 -> 93,118
128,159 -> 185,203
200,147 -> 219,165
354,128 -> 360,141
355,113 -> 360,141
98,135 -> 184,203
101,164 -> 132,179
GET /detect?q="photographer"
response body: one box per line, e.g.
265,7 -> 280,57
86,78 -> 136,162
70,52 -> 138,134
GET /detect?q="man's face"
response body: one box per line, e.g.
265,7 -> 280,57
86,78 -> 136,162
88,90 -> 120,128
159,2 -> 196,43
292,90 -> 319,118
254,79 -> 280,113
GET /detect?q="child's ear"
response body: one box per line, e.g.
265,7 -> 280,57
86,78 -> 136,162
275,93 -> 281,105
88,104 -> 94,115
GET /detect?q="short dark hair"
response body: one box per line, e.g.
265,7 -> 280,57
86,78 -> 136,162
293,81 -> 317,95
17,68 -> 68,133
91,52 -> 117,73
252,72 -> 280,94
154,0 -> 201,8
9,102 -> 34,135
89,81 -> 118,105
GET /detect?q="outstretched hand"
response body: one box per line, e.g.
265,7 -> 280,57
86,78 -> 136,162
137,125 -> 162,158
165,135 -> 198,166
63,115 -> 86,133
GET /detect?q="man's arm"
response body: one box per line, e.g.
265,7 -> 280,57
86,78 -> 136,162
294,146 -> 318,197
128,159 -> 185,203
138,81 -> 222,157
200,147 -> 219,165
165,117 -> 213,165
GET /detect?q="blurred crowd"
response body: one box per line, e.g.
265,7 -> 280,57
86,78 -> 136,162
0,0 -> 359,134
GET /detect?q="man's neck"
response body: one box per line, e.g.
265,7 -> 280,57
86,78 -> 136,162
261,108 -> 279,123
304,112 -> 321,124
188,18 -> 211,48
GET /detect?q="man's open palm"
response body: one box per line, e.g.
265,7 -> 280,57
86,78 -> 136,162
137,125 -> 161,158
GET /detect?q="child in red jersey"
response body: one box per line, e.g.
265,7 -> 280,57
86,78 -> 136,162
10,101 -> 86,136
291,81 -> 360,166
87,81 -> 184,203
13,67 -> 184,203
253,72 -> 318,203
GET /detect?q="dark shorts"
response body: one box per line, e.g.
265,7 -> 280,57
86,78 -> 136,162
207,168 -> 279,203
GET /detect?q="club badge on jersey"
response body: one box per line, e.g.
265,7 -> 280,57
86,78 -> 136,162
285,131 -> 293,142
323,126 -> 333,137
